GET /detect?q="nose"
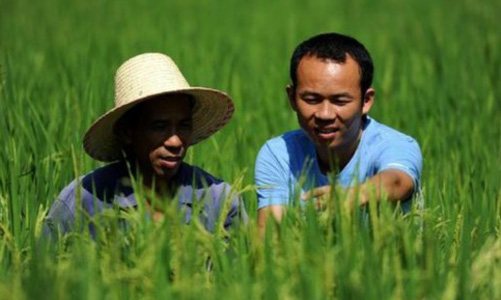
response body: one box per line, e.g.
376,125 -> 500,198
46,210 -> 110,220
163,130 -> 184,155
314,100 -> 336,121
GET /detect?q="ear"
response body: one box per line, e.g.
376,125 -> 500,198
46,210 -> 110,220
362,87 -> 375,115
286,84 -> 298,111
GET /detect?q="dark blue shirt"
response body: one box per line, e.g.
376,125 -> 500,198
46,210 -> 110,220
44,162 -> 247,238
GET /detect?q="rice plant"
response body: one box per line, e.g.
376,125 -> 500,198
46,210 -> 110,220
1,0 -> 500,299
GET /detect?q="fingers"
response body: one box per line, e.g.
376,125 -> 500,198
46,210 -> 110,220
301,186 -> 333,212
314,197 -> 324,211
301,186 -> 331,200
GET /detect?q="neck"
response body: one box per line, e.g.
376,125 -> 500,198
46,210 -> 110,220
317,128 -> 363,174
124,159 -> 180,198
142,173 -> 179,198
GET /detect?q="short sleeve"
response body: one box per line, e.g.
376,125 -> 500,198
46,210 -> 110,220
255,143 -> 290,209
42,182 -> 77,239
375,137 -> 423,191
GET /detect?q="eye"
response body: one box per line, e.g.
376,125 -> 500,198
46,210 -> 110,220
333,99 -> 349,106
301,95 -> 321,104
179,119 -> 192,128
330,96 -> 353,106
150,121 -> 168,130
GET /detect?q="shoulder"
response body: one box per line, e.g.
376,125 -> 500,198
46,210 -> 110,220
80,161 -> 131,201
256,129 -> 310,162
178,163 -> 226,189
44,162 -> 129,237
53,179 -> 81,213
260,129 -> 308,150
364,117 -> 420,149
56,162 -> 129,208
363,117 -> 423,183
81,162 -> 128,189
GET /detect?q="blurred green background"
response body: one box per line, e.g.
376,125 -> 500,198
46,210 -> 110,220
1,0 -> 500,299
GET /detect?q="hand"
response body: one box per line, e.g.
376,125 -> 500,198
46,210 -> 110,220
301,185 -> 332,211
302,185 -> 359,212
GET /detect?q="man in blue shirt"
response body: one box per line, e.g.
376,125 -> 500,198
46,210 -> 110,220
44,53 -> 246,238
255,33 -> 422,232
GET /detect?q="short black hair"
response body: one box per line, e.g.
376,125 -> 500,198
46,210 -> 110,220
290,32 -> 374,95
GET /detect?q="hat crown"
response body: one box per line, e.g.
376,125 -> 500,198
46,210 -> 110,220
114,53 -> 190,107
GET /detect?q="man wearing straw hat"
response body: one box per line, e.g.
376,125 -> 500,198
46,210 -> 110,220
256,33 -> 423,233
44,53 -> 246,237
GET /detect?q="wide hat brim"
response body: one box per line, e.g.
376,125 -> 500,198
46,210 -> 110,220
83,87 -> 234,162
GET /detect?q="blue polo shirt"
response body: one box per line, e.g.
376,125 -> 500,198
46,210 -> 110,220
255,117 -> 423,212
44,162 -> 247,238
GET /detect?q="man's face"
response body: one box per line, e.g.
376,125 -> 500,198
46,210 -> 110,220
287,55 -> 374,161
126,95 -> 193,180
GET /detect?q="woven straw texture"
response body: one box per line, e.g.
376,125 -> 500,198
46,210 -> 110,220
83,53 -> 234,162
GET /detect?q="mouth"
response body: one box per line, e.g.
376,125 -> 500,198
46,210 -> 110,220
159,156 -> 182,169
314,127 -> 339,140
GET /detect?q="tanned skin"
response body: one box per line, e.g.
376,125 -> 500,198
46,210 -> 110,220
258,56 -> 415,237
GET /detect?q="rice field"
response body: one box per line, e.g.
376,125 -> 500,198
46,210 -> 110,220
1,0 -> 500,299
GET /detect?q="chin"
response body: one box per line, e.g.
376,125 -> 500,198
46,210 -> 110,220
313,138 -> 340,149
150,166 -> 171,177
164,167 -> 181,178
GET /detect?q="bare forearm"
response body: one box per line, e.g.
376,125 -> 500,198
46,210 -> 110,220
257,205 -> 286,238
355,170 -> 415,206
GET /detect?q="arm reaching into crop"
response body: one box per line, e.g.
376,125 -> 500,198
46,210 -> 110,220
302,169 -> 415,210
257,169 -> 415,237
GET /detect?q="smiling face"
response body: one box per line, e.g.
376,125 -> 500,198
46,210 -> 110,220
287,55 -> 374,169
123,94 -> 193,182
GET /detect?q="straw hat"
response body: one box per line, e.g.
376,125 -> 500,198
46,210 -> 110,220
83,53 -> 234,162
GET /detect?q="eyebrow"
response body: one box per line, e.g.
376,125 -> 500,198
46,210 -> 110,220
150,117 -> 192,123
299,91 -> 353,99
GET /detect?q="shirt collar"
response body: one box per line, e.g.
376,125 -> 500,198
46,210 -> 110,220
112,173 -> 194,209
